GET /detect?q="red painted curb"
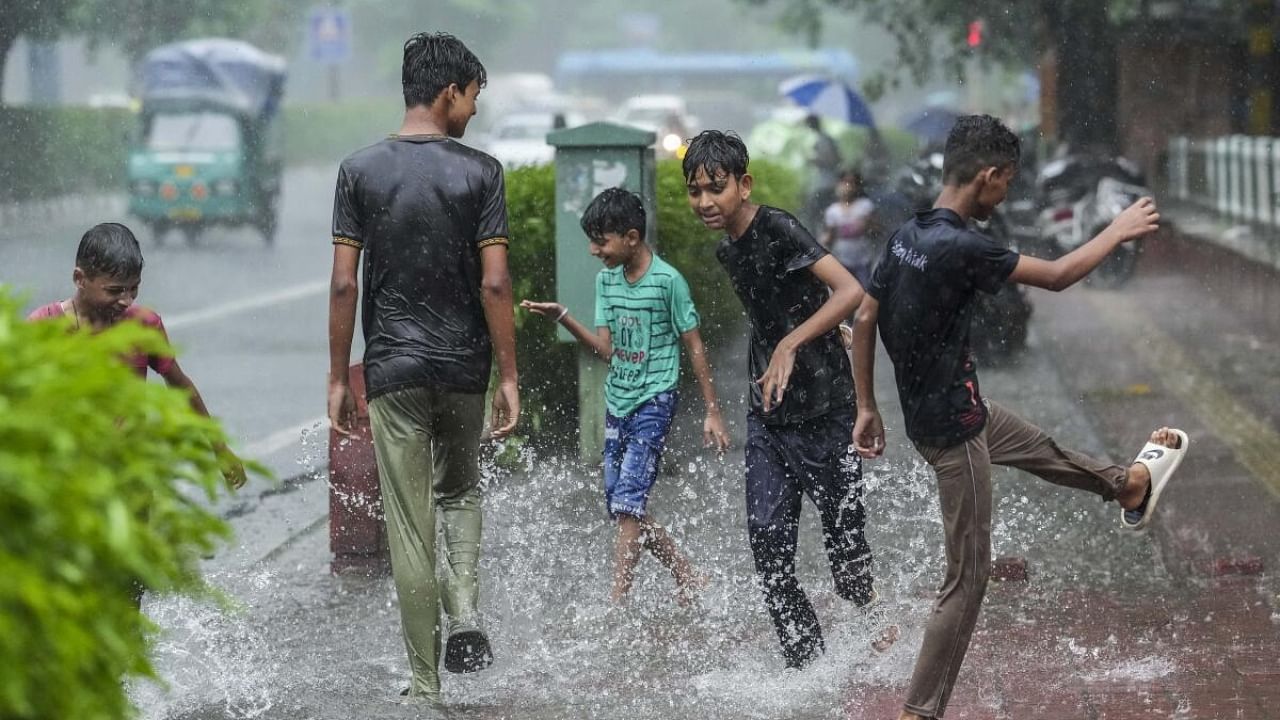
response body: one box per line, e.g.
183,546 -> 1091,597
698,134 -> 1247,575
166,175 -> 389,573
1206,556 -> 1265,577
328,364 -> 391,576
991,556 -> 1028,582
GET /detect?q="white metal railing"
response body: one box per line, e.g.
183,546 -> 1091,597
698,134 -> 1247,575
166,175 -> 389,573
1167,134 -> 1280,227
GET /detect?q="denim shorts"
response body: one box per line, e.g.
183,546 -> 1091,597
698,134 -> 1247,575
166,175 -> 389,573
603,390 -> 679,518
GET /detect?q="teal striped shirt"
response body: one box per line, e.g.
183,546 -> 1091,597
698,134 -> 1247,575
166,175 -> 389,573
594,254 -> 700,417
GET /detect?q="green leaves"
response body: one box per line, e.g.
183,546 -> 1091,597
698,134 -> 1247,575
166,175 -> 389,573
0,289 -> 234,720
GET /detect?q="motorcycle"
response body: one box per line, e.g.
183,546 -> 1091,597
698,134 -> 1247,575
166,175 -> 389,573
1035,153 -> 1150,288
885,151 -> 1033,362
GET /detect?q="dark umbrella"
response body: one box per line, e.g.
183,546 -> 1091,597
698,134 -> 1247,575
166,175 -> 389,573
902,107 -> 962,145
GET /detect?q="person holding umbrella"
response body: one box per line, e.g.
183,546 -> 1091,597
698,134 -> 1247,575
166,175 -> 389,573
802,114 -> 843,232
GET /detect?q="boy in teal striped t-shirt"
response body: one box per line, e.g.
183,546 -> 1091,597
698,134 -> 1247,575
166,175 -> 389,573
522,188 -> 730,605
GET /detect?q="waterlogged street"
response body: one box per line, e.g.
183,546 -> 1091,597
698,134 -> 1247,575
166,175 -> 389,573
6,171 -> 1272,718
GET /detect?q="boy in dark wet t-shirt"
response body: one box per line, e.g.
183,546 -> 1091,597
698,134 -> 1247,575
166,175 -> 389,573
683,130 -> 877,670
326,32 -> 518,710
851,115 -> 1189,720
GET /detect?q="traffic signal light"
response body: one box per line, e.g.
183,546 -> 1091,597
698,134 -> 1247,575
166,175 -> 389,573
967,20 -> 985,48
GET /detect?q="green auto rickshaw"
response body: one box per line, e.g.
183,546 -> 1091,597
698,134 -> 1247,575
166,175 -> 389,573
128,39 -> 285,245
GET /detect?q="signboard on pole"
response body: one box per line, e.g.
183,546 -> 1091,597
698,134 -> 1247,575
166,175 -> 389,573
308,8 -> 351,65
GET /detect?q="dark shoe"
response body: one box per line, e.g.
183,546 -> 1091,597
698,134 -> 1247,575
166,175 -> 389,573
444,628 -> 494,674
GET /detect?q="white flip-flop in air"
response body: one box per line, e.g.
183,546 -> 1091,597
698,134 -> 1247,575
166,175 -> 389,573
1121,428 -> 1190,532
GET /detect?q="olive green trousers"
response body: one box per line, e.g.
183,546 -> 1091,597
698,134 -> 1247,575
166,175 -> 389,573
368,386 -> 486,701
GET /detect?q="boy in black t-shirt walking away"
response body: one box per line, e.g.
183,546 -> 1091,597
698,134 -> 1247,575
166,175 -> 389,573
327,33 -> 519,709
851,115 -> 1189,720
684,130 -> 876,670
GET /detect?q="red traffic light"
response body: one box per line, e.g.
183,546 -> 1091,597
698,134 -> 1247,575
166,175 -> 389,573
967,20 -> 985,48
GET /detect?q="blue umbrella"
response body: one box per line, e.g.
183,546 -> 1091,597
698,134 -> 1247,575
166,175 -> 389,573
902,107 -> 962,145
779,75 -> 876,128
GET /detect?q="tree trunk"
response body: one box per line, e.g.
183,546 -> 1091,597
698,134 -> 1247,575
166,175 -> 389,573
0,31 -> 16,104
1045,0 -> 1118,152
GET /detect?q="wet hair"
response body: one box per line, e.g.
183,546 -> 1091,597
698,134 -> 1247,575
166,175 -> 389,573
682,130 -> 749,184
942,114 -> 1021,185
580,187 -> 646,242
805,114 -> 823,131
76,222 -> 143,279
401,32 -> 487,109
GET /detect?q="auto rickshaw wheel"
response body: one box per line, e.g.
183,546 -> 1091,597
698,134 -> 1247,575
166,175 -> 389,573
182,225 -> 202,247
149,222 -> 169,247
258,194 -> 279,246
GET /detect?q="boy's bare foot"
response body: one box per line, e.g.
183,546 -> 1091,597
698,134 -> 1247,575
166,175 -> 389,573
871,624 -> 900,653
896,711 -> 931,720
1118,426 -> 1182,510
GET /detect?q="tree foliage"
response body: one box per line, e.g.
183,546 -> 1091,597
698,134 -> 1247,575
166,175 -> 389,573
0,0 -> 300,102
0,289 -> 236,720
69,0 -> 300,62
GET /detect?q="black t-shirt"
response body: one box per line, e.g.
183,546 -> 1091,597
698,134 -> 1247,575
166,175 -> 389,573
331,135 -> 508,399
868,208 -> 1019,447
716,205 -> 854,426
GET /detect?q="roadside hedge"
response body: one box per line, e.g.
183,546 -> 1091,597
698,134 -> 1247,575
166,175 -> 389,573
0,102 -> 400,202
507,157 -> 801,448
0,289 -> 239,719
0,107 -> 133,203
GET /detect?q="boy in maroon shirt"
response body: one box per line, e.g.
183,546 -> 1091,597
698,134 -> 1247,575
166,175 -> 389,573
29,222 -> 247,490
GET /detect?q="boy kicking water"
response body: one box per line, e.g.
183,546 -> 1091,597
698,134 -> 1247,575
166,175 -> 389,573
522,188 -> 730,606
850,115 -> 1189,720
28,222 -> 248,496
683,131 -> 876,669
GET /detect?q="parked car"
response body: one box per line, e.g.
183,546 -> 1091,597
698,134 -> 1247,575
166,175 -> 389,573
614,94 -> 698,157
483,111 -> 584,168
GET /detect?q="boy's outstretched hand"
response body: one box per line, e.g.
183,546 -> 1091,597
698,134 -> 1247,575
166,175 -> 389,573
1109,196 -> 1160,243
853,408 -> 886,459
520,299 -> 565,320
704,409 -> 731,454
214,442 -> 249,490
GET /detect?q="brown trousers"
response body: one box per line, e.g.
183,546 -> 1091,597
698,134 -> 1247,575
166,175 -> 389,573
904,400 -> 1128,718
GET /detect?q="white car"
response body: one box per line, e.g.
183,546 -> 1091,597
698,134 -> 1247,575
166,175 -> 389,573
614,95 -> 697,156
484,111 -> 583,168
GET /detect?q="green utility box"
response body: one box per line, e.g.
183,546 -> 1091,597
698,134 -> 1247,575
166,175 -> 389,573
546,122 -> 657,461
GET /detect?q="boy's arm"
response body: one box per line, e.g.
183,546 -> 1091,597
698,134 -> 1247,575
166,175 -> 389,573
1010,197 -> 1159,291
758,255 -> 864,412
680,328 -> 730,452
519,300 -> 613,361
851,296 -> 886,458
159,360 -> 248,489
480,244 -> 519,440
327,244 -> 360,436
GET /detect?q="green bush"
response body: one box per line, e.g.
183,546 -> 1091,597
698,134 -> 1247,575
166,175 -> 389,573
0,107 -> 133,203
505,158 -> 802,449
0,101 -> 400,203
0,289 -> 235,720
505,163 -> 579,443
